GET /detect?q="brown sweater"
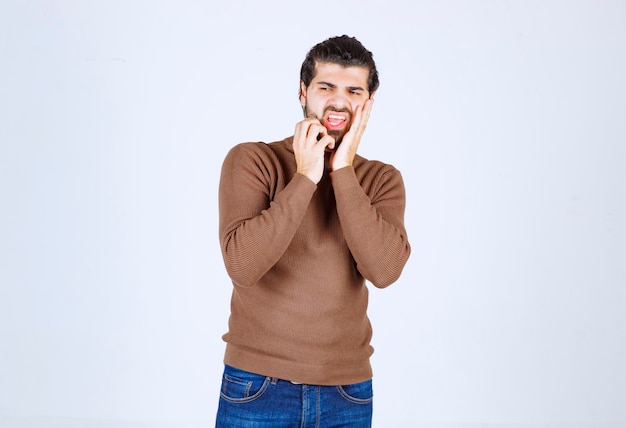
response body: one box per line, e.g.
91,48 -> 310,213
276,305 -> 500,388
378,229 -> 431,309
218,136 -> 411,385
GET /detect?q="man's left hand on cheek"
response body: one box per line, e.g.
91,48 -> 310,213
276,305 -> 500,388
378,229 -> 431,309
330,97 -> 375,171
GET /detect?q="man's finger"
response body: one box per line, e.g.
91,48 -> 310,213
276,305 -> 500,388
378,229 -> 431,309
317,134 -> 335,150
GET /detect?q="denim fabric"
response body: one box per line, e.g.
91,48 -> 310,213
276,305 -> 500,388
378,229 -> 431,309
216,365 -> 373,427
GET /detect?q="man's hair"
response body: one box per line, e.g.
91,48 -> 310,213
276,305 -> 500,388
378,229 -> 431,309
300,35 -> 379,94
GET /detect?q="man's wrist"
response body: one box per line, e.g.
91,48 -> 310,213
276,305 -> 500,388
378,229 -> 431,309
331,164 -> 351,172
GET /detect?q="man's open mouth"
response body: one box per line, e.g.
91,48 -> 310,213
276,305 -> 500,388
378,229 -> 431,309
324,113 -> 349,130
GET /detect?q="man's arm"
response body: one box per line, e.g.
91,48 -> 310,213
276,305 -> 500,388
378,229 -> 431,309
331,164 -> 411,288
219,143 -> 316,287
328,97 -> 410,287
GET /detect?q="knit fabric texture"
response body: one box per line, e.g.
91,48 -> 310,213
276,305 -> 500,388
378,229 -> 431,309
219,136 -> 410,385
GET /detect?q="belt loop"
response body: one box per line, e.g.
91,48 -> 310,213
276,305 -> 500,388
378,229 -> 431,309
270,377 -> 278,385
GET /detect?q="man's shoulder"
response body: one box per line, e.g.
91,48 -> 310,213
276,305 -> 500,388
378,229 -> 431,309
228,137 -> 292,157
354,154 -> 400,176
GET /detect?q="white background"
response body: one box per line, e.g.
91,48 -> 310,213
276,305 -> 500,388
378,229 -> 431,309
1,1 -> 625,427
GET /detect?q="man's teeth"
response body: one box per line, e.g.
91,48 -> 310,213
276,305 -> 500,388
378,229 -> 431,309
328,114 -> 345,121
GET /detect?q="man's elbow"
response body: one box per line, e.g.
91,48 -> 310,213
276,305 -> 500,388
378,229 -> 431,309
366,247 -> 411,288
368,270 -> 403,289
223,257 -> 262,288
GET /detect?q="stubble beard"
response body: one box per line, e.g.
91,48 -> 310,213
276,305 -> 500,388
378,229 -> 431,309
304,103 -> 352,147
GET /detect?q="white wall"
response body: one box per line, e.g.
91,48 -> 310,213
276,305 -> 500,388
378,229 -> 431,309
1,1 -> 625,427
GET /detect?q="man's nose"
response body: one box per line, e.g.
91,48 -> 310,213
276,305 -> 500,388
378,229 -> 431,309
328,92 -> 349,109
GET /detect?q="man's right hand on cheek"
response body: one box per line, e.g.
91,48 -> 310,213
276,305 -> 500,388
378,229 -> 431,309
293,118 -> 335,185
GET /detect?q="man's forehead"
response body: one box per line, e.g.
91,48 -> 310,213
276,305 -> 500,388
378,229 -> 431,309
311,62 -> 369,85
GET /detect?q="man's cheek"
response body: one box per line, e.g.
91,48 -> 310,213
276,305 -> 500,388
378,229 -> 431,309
346,118 -> 356,132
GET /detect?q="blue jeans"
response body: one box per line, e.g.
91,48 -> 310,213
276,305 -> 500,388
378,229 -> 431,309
215,365 -> 373,427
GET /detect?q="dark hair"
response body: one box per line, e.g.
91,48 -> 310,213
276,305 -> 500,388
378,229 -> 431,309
300,35 -> 379,94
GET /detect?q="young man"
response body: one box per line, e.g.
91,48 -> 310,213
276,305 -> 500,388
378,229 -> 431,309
216,35 -> 411,427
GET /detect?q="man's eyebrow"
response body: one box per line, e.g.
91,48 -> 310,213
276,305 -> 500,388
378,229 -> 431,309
316,82 -> 366,92
316,81 -> 336,88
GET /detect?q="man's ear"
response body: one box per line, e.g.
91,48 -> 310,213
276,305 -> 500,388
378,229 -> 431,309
299,81 -> 307,107
369,91 -> 376,100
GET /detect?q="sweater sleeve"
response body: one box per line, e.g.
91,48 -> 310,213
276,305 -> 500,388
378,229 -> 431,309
218,143 -> 316,287
330,165 -> 411,288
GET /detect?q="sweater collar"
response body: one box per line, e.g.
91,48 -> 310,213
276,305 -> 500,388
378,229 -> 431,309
282,136 -> 295,153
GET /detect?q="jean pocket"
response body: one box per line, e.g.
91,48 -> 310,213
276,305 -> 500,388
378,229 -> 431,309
220,365 -> 270,403
336,379 -> 373,404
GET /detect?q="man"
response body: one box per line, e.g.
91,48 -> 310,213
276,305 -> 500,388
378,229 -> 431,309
216,35 -> 411,427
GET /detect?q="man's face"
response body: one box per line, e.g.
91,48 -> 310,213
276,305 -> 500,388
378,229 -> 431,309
300,62 -> 371,145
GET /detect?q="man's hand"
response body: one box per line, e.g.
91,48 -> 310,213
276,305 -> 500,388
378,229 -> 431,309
330,97 -> 375,171
293,117 -> 335,184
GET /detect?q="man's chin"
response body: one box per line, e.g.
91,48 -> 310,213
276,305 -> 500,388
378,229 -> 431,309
328,130 -> 344,145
